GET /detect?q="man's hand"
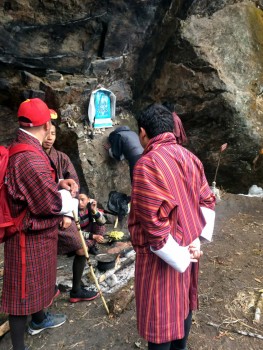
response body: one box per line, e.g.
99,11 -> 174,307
93,234 -> 104,243
103,143 -> 111,151
90,200 -> 98,214
59,216 -> 72,229
59,179 -> 78,197
189,237 -> 203,262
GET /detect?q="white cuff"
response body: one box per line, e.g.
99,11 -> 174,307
62,198 -> 79,218
150,234 -> 191,273
58,189 -> 74,215
200,207 -> 215,242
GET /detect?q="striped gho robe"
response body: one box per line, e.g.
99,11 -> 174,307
48,147 -> 79,186
128,132 -> 215,344
1,130 -> 62,315
48,147 -> 82,255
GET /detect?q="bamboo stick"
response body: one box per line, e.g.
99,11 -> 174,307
0,320 -> 10,337
72,211 -> 110,315
114,216 -> 118,229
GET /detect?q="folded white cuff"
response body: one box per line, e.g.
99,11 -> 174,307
150,234 -> 191,273
200,207 -> 215,242
63,198 -> 79,218
59,189 -> 74,215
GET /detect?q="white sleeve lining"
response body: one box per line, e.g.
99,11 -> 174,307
58,189 -> 74,215
150,234 -> 191,273
62,198 -> 79,218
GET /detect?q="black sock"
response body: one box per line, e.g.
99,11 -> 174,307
72,254 -> 86,293
9,314 -> 27,350
31,310 -> 45,324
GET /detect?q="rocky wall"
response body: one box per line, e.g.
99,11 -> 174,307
1,0 -> 263,202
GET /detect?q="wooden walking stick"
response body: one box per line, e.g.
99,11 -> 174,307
72,210 -> 110,315
0,320 -> 10,337
213,143 -> 228,184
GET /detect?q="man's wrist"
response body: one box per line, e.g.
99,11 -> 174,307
151,234 -> 191,273
82,232 -> 93,240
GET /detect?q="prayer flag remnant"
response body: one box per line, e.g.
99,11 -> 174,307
220,143 -> 228,152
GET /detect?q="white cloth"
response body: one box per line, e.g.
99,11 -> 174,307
63,198 -> 79,218
200,207 -> 215,242
150,234 -> 191,273
58,189 -> 74,215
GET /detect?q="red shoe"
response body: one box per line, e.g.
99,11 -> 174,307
46,286 -> 61,308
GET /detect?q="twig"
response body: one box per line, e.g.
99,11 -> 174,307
254,291 -> 263,323
221,319 -> 243,326
213,143 -> 228,183
0,320 -> 10,336
92,321 -> 106,328
239,320 -> 263,333
68,341 -> 85,349
207,321 -> 263,340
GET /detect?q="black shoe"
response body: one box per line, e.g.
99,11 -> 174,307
89,245 -> 99,255
69,288 -> 99,303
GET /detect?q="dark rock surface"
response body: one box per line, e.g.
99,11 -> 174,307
1,0 -> 263,200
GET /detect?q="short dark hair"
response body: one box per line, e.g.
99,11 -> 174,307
137,103 -> 174,139
79,187 -> 90,197
162,101 -> 175,113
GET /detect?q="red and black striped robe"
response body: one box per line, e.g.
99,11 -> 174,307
1,130 -> 62,315
48,147 -> 82,255
128,132 -> 215,343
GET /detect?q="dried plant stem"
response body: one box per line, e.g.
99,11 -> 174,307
207,321 -> 263,340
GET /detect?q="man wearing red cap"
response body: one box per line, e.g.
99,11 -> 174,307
1,98 -> 78,350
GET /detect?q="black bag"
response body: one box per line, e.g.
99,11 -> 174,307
107,191 -> 130,220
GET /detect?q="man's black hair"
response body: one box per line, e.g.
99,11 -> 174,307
137,103 -> 174,139
162,101 -> 175,113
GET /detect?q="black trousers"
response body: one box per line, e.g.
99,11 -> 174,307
148,311 -> 192,350
128,154 -> 142,182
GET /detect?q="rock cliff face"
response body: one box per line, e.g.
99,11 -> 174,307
1,0 -> 263,204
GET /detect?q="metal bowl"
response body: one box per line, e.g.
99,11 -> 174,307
95,253 -> 116,271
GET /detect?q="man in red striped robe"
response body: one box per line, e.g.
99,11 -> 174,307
128,104 -> 216,350
1,98 -> 78,350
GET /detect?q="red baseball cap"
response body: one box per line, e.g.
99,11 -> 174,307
17,98 -> 52,127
